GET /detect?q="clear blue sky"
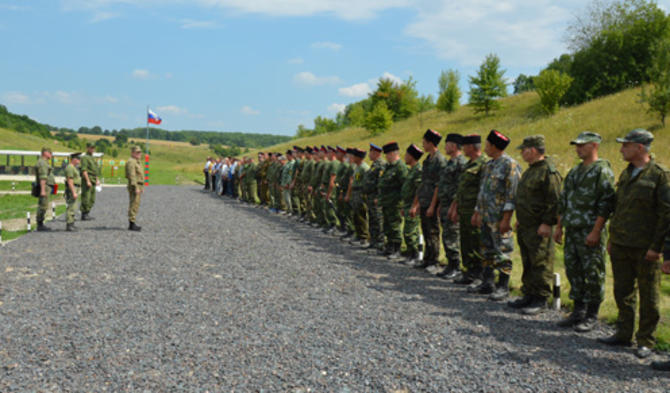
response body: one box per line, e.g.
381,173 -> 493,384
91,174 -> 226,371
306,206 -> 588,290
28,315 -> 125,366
1,0 -> 668,136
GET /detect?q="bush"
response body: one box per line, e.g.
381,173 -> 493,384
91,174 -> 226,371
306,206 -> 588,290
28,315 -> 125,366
641,38 -> 670,126
364,101 -> 394,136
534,69 -> 573,115
468,54 -> 507,115
437,70 -> 461,113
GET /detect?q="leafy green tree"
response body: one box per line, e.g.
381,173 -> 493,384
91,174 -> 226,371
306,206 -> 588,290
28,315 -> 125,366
364,101 -> 393,135
437,70 -> 461,112
513,74 -> 535,94
346,103 -> 366,127
114,132 -> 128,146
534,70 -> 574,115
641,38 -> 670,126
189,136 -> 201,146
370,77 -> 419,121
313,116 -> 338,134
295,124 -> 314,138
468,54 -> 507,115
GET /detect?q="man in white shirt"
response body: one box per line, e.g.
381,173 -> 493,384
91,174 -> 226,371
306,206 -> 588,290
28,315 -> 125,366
203,157 -> 212,190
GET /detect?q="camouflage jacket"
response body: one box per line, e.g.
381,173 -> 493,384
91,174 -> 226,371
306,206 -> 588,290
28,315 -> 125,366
417,151 -> 447,207
321,159 -> 340,190
335,161 -> 352,197
515,158 -> 562,228
402,164 -> 422,208
558,159 -> 615,229
244,163 -> 258,184
438,154 -> 467,207
456,155 -> 487,213
35,158 -> 55,186
258,160 -> 270,183
475,153 -> 521,223
378,159 -> 408,207
352,162 -> 370,194
363,158 -> 385,196
80,153 -> 100,179
280,161 -> 295,186
300,159 -> 314,185
609,159 -> 670,252
310,160 -> 325,189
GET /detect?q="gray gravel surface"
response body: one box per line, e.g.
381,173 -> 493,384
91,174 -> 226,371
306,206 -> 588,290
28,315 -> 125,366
0,186 -> 668,392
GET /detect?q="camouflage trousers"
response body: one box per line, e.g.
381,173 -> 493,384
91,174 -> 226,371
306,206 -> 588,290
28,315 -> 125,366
291,187 -> 301,215
420,205 -> 440,263
248,181 -> 260,205
367,196 -> 383,246
351,192 -> 369,240
403,205 -> 420,256
321,192 -> 338,227
459,209 -> 482,277
440,202 -> 460,266
610,243 -> 661,347
80,180 -> 96,213
312,192 -> 323,223
480,221 -> 514,274
259,182 -> 269,205
381,202 -> 403,247
273,185 -> 284,210
36,194 -> 50,223
517,224 -> 555,299
127,185 -> 142,223
65,189 -> 80,224
563,226 -> 606,304
337,197 -> 353,233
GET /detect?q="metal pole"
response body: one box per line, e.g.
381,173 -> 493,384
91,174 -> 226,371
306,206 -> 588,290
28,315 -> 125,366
553,273 -> 561,310
27,212 -> 31,231
145,105 -> 150,155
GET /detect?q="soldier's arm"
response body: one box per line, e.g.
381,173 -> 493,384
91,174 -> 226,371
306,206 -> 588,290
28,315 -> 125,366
502,161 -> 521,213
67,175 -> 77,198
541,172 -> 562,226
650,172 -> 670,253
595,165 -> 616,220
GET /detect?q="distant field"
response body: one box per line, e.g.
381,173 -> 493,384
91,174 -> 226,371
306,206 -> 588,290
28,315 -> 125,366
71,133 -> 200,148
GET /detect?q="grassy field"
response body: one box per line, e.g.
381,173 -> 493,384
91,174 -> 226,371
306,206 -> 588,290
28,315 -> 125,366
0,194 -> 66,221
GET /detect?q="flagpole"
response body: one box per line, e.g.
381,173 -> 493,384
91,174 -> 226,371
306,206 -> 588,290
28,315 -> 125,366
145,104 -> 150,155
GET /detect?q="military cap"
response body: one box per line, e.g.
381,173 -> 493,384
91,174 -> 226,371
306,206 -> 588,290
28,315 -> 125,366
616,128 -> 654,145
336,146 -> 346,154
407,144 -> 424,160
369,143 -> 382,152
327,146 -> 336,152
462,134 -> 481,145
313,146 -> 319,151
278,155 -> 287,161
305,146 -> 313,153
286,149 -> 294,155
382,141 -> 399,153
423,129 -> 442,146
70,152 -> 82,159
517,135 -> 545,150
86,142 -> 96,148
569,131 -> 602,145
345,148 -> 354,155
353,148 -> 367,159
130,146 -> 142,153
320,145 -> 327,152
487,129 -> 510,150
41,147 -> 53,154
293,145 -> 299,150
446,133 -> 463,145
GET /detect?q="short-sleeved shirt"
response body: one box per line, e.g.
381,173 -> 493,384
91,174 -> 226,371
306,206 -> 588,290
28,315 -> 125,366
35,158 -> 55,186
65,164 -> 81,188
80,153 -> 101,179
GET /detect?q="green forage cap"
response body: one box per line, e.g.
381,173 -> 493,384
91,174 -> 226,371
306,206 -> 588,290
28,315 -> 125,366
517,135 -> 545,150
570,131 -> 602,145
616,128 -> 654,145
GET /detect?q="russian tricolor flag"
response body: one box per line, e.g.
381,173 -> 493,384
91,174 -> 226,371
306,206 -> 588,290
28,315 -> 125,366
148,109 -> 162,125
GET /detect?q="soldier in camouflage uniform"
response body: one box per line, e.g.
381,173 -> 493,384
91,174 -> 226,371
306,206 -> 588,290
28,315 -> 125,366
321,147 -> 340,233
309,147 -> 326,225
346,148 -> 370,245
471,130 -> 521,301
410,129 -> 447,269
258,153 -> 270,205
402,144 -> 423,265
299,148 -> 315,222
291,147 -> 304,216
598,129 -> 670,359
80,143 -> 101,221
363,144 -> 385,250
508,135 -> 562,315
437,133 -> 468,278
245,157 -> 260,205
34,147 -> 55,231
64,152 -> 82,232
336,148 -> 355,238
450,135 -> 486,284
280,151 -> 295,214
378,142 -> 408,259
554,132 -> 615,331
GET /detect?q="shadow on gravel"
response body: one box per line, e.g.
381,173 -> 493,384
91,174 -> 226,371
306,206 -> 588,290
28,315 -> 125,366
220,197 -> 664,382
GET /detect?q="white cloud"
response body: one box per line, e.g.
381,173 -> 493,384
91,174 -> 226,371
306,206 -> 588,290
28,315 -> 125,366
311,41 -> 342,51
379,72 -> 403,85
288,57 -> 304,64
103,95 -> 118,103
338,82 -> 372,98
53,91 -> 74,104
89,11 -> 119,23
328,103 -> 346,114
1,91 -> 30,104
156,105 -> 187,115
180,19 -> 220,29
241,105 -> 260,115
293,71 -> 341,86
131,69 -> 152,80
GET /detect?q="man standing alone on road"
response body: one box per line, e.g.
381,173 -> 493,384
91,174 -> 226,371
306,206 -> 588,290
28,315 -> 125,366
64,152 -> 82,232
80,142 -> 101,221
35,147 -> 55,231
125,146 -> 144,231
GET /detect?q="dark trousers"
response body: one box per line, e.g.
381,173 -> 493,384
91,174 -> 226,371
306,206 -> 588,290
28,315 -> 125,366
420,205 -> 440,263
204,170 -> 210,189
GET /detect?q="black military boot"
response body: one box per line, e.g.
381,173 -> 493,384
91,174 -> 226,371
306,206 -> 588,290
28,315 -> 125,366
66,223 -> 78,232
36,221 -> 51,231
437,259 -> 460,279
469,267 -> 494,294
455,268 -> 479,285
387,244 -> 402,260
81,212 -> 91,221
129,221 -> 142,231
488,273 -> 510,301
557,301 -> 586,327
508,294 -> 534,309
521,295 -> 547,315
574,302 -> 600,332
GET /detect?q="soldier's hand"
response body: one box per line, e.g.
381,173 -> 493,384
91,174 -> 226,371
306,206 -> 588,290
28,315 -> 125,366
645,249 -> 661,262
662,260 -> 670,274
537,223 -> 552,238
471,212 -> 481,228
409,206 -> 418,218
136,188 -> 141,195
585,230 -> 600,248
553,226 -> 563,244
499,219 -> 511,234
96,179 -> 101,186
344,196 -> 349,203
87,181 -> 92,188
73,192 -> 78,199
426,206 -> 435,218
40,190 -> 46,197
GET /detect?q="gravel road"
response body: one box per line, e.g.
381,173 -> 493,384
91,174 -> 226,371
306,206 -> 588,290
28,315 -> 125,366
0,186 -> 668,392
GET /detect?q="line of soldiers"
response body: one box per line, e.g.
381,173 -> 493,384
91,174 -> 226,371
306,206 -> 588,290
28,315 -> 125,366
34,145 -> 144,232
214,127 -> 670,367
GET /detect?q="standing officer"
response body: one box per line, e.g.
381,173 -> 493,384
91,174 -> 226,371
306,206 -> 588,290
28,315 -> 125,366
402,144 -> 423,266
554,131 -> 615,332
299,147 -> 315,222
363,143 -> 385,250
335,147 -> 353,237
346,148 -> 370,246
378,142 -> 408,259
34,147 -> 55,231
125,146 -> 144,231
598,129 -> 670,359
309,148 -> 325,225
80,142 -> 101,221
291,147 -> 304,216
410,129 -> 446,269
449,134 -> 486,284
437,133 -> 468,278
64,152 -> 82,232
321,147 -> 341,233
508,135 -> 562,315
471,130 -> 521,301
